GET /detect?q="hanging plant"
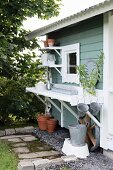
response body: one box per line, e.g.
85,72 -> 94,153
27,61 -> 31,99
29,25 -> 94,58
77,52 -> 104,95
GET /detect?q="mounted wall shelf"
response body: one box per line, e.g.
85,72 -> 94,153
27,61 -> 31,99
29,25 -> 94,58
38,64 -> 62,75
39,46 -> 63,75
40,46 -> 62,57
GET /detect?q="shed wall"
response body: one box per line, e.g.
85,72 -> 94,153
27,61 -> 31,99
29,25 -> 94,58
48,15 -> 103,128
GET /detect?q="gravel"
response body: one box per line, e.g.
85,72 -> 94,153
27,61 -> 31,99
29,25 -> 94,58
34,127 -> 113,170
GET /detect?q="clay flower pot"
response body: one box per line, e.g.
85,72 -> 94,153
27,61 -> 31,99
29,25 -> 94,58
43,40 -> 48,47
37,114 -> 50,131
47,118 -> 57,133
47,39 -> 55,47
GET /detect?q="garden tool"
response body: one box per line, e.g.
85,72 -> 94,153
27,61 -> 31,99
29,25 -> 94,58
77,103 -> 101,151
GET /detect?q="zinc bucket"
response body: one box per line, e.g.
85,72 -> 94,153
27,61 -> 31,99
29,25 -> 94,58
68,124 -> 87,146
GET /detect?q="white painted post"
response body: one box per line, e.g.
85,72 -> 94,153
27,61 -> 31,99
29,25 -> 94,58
60,101 -> 64,127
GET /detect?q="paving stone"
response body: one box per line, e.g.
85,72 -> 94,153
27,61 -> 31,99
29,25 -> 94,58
13,147 -> 30,153
61,155 -> 77,162
0,134 -> 31,140
18,151 -> 60,159
5,128 -> 15,135
21,136 -> 37,142
18,153 -> 41,159
18,161 -> 34,170
50,157 -> 64,164
20,158 -> 43,162
13,143 -> 27,147
15,128 -> 26,134
24,126 -> 35,133
37,146 -> 44,150
0,130 -> 5,137
32,159 -> 51,170
8,137 -> 22,142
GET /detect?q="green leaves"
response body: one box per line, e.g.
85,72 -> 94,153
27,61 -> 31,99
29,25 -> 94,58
77,52 -> 104,95
0,0 -> 61,123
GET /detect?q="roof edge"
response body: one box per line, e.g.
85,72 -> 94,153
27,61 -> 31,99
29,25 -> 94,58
26,0 -> 113,40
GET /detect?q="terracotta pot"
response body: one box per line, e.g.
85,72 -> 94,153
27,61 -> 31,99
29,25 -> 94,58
47,119 -> 57,133
37,115 -> 50,131
47,39 -> 55,47
43,41 -> 48,47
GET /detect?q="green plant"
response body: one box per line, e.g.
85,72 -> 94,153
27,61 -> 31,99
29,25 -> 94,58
77,52 -> 104,95
0,140 -> 18,170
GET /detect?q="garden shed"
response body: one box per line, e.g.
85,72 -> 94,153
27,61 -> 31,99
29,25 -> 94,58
26,0 -> 113,156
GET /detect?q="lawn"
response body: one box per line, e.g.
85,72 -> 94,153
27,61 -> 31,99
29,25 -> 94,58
0,140 -> 18,170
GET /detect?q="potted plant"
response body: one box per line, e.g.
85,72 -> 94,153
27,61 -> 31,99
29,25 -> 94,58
47,39 -> 55,47
37,113 -> 50,131
77,52 -> 104,95
47,118 -> 57,133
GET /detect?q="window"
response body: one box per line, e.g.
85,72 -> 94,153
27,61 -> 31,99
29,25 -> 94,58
62,43 -> 80,84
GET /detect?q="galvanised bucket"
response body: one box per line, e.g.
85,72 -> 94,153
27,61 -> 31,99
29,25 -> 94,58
68,124 -> 87,146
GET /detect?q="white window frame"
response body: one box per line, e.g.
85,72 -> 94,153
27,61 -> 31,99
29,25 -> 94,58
62,43 -> 80,84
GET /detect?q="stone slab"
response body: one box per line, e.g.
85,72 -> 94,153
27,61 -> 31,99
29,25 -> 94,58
50,158 -> 64,164
5,128 -> 15,135
0,134 -> 31,140
24,126 -> 35,133
20,158 -> 43,162
18,153 -> 40,159
61,155 -> 77,162
8,137 -> 22,142
18,151 -> 60,159
13,147 -> 30,153
18,161 -> 34,170
21,136 -> 37,142
13,143 -> 27,147
15,128 -> 25,134
0,130 -> 5,137
33,159 -> 51,170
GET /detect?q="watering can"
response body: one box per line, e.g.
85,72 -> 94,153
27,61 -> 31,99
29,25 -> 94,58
77,102 -> 101,151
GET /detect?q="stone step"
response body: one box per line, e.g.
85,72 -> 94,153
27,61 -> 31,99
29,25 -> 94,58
18,150 -> 60,159
0,134 -> 32,140
13,147 -> 30,154
18,155 -> 77,170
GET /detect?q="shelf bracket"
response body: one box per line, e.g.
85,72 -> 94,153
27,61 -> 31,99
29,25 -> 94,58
55,67 -> 62,76
54,49 -> 61,57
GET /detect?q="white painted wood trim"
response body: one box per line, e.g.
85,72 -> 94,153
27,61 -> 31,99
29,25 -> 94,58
62,101 -> 79,120
47,97 -> 61,113
35,95 -> 46,105
60,101 -> 64,127
62,43 -> 80,84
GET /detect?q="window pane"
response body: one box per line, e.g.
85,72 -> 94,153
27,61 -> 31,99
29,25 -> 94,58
67,52 -> 77,74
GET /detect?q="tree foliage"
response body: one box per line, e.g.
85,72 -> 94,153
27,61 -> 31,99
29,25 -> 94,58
0,0 -> 61,124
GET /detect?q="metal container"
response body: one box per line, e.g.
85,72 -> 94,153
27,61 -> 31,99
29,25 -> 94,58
68,124 -> 87,146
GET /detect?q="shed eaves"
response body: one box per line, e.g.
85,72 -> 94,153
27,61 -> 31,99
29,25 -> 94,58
26,0 -> 113,40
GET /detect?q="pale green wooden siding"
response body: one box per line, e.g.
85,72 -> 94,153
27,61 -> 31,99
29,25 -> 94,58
48,15 -> 103,128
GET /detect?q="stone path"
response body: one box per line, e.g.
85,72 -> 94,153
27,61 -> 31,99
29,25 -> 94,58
1,126 -> 113,170
0,126 -> 77,170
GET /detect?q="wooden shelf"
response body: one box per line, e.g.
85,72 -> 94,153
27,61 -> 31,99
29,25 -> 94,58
40,47 -> 62,50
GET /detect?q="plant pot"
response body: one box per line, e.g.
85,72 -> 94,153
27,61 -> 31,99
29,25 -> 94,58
47,39 -> 55,47
43,41 -> 48,47
37,115 -> 50,131
68,124 -> 87,146
47,119 -> 57,133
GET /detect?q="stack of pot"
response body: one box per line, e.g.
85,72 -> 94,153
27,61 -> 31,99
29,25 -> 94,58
37,114 -> 57,133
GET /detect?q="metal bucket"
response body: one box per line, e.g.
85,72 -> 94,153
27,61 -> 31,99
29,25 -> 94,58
77,103 -> 89,117
68,124 -> 87,146
90,102 -> 101,116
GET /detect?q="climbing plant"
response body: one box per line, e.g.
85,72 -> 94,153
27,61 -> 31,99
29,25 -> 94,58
77,52 -> 104,95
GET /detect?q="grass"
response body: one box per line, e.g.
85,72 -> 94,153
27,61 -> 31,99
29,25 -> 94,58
0,140 -> 18,170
